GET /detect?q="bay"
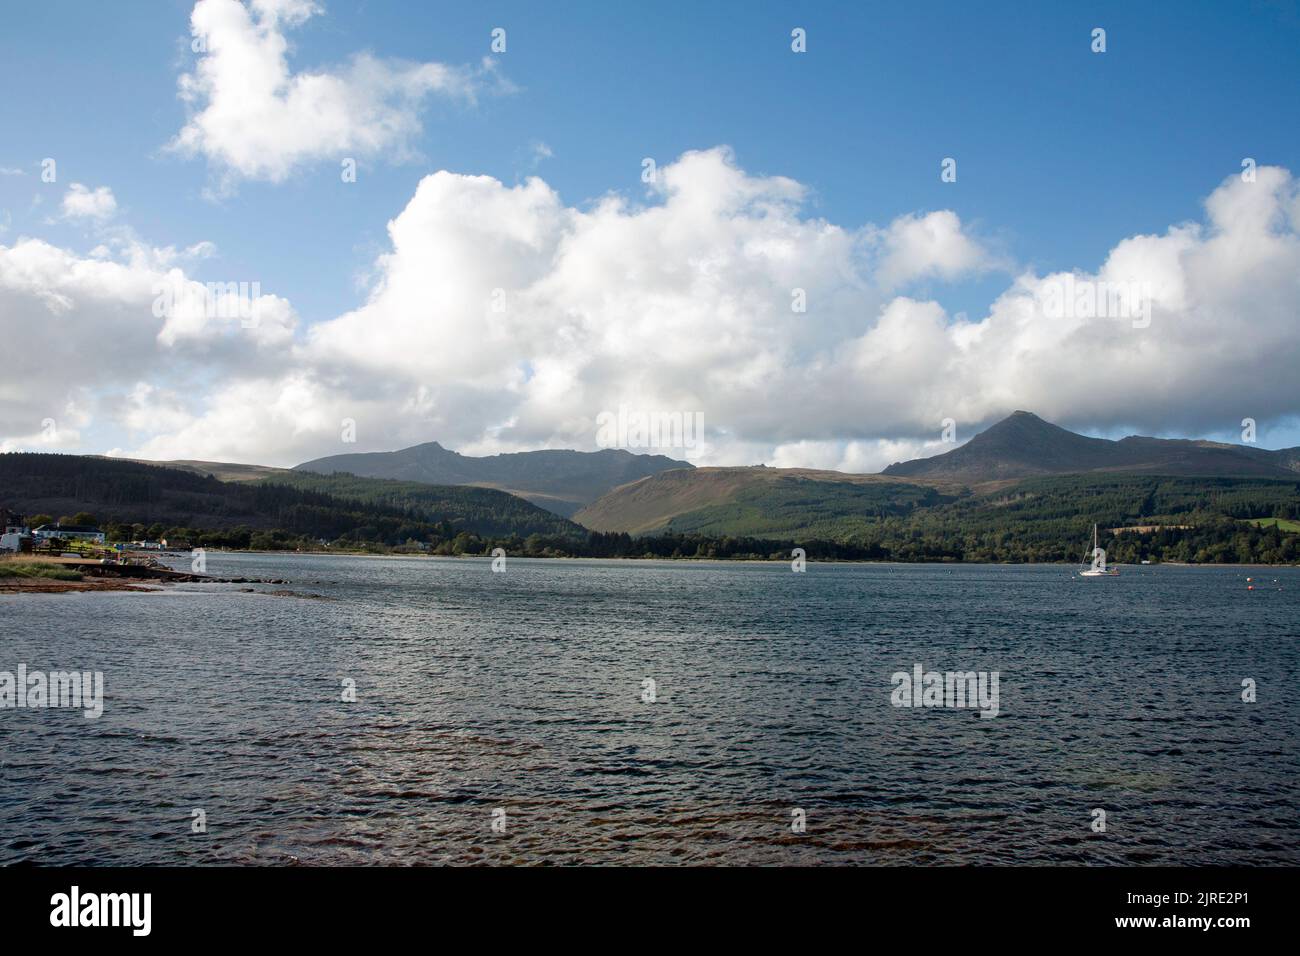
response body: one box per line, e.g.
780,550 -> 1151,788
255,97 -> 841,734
1,554 -> 1296,865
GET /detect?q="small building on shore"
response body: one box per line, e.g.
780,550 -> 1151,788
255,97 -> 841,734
32,524 -> 106,545
0,532 -> 33,553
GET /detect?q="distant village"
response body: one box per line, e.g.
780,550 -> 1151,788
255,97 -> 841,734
0,508 -> 189,556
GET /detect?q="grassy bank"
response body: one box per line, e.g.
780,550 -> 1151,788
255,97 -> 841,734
0,561 -> 84,581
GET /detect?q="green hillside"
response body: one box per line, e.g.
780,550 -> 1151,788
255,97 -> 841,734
4,450 -> 1298,564
259,471 -> 582,538
103,457 -> 290,483
0,453 -> 580,548
578,466 -> 1300,564
659,474 -> 958,538
574,466 -> 959,534
1244,516 -> 1300,533
870,473 -> 1300,563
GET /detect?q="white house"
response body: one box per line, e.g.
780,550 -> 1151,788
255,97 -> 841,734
32,524 -> 106,545
0,532 -> 32,553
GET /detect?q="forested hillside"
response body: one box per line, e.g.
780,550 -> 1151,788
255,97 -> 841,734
259,471 -> 582,537
0,453 -> 581,548
580,469 -> 1300,563
3,454 -> 1296,564
850,474 -> 1300,563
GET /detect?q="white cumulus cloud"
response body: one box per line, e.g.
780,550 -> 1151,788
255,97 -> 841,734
169,0 -> 502,186
872,209 -> 996,290
5,150 -> 1299,473
0,233 -> 296,452
60,184 -> 117,221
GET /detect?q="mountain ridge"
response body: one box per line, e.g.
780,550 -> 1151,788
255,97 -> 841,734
575,411 -> 1300,536
72,412 -> 1300,538
293,442 -> 693,517
881,411 -> 1300,484
0,452 -> 579,542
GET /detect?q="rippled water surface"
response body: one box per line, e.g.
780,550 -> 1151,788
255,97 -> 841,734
2,555 -> 1297,865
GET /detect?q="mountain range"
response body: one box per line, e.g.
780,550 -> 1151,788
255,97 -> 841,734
293,442 -> 691,516
11,411 -> 1296,562
574,411 -> 1300,535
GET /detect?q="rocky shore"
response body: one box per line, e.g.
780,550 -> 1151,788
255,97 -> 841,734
0,557 -> 292,594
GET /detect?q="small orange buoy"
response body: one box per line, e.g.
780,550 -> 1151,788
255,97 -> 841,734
1247,585 -> 1254,590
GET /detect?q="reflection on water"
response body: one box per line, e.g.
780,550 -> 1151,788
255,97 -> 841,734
2,555 -> 1297,865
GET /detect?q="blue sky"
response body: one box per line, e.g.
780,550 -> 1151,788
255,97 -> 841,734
1,0 -> 1298,466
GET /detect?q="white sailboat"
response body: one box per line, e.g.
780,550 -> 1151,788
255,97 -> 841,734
1079,523 -> 1119,577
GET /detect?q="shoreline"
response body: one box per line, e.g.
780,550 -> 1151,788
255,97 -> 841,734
162,549 -> 1300,569
0,557 -> 294,595
6,552 -> 1293,596
0,576 -> 164,594
0,576 -> 326,597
